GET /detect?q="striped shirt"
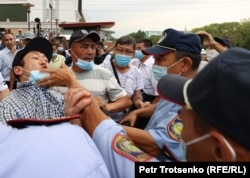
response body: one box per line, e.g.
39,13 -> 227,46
53,65 -> 127,103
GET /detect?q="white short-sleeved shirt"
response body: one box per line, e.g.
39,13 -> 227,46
100,62 -> 144,121
131,56 -> 157,96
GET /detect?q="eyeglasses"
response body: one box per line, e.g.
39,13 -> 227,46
115,48 -> 134,56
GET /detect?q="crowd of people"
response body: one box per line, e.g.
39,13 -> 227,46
0,26 -> 250,178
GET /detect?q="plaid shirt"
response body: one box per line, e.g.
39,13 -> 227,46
0,81 -> 66,125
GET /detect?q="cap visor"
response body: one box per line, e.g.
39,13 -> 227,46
157,74 -> 189,106
142,46 -> 172,55
76,32 -> 100,42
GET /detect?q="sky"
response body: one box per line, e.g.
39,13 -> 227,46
81,0 -> 250,38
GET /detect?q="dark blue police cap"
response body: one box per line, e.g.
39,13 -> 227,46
142,28 -> 202,55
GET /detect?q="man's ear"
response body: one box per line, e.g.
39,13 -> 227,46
180,57 -> 192,72
209,131 -> 236,161
13,66 -> 23,76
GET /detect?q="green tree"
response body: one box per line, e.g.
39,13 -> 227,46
128,30 -> 146,42
148,35 -> 161,44
125,19 -> 250,49
191,20 -> 250,49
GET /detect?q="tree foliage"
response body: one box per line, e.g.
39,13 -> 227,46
128,30 -> 146,42
124,19 -> 250,49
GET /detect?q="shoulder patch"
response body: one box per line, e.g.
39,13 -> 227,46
167,115 -> 183,141
112,134 -> 153,162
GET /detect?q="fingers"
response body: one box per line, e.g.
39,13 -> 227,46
142,101 -> 151,108
37,76 -> 51,86
119,115 -> 135,127
64,88 -> 92,115
130,120 -> 135,127
64,88 -> 91,103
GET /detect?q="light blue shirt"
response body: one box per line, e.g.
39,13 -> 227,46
145,99 -> 183,161
93,119 -> 158,178
0,47 -> 17,81
0,122 -> 110,178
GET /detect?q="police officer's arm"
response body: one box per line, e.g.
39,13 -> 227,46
119,103 -> 157,126
123,126 -> 162,156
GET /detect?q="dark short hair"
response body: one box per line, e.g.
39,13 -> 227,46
175,50 -> 201,70
136,39 -> 153,48
115,36 -> 136,50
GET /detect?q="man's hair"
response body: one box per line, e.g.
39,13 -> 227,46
192,112 -> 214,134
176,50 -> 201,70
115,36 -> 136,50
136,39 -> 153,48
96,41 -> 105,50
3,31 -> 14,40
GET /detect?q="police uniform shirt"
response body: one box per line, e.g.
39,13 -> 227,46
92,119 -> 158,178
145,99 -> 183,162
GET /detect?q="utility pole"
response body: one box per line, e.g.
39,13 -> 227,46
49,4 -> 53,32
23,3 -> 35,31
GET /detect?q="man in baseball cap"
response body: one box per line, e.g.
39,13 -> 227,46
157,47 -> 250,161
120,28 -> 202,162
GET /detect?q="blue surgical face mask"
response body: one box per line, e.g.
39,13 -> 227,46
179,141 -> 187,162
179,134 -> 210,162
134,50 -> 144,60
115,54 -> 132,67
70,49 -> 94,71
152,65 -> 167,81
76,58 -> 94,70
52,52 -> 57,58
152,59 -> 183,81
23,69 -> 49,82
57,47 -> 64,52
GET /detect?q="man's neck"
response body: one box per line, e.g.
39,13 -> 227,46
7,46 -> 16,54
182,70 -> 198,79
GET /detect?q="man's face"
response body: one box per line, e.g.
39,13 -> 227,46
14,51 -> 49,82
70,37 -> 96,62
3,33 -> 16,50
136,42 -> 145,50
23,51 -> 49,74
114,43 -> 134,57
154,52 -> 182,74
